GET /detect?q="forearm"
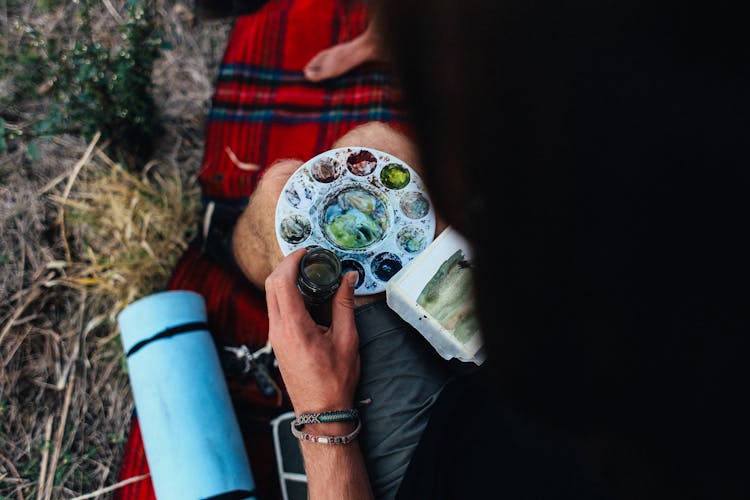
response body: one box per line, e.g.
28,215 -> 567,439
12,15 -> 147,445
265,253 -> 371,498
300,434 -> 374,500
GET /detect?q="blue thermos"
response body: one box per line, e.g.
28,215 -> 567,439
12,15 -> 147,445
117,290 -> 255,500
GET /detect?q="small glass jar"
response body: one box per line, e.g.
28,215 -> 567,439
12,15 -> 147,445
297,247 -> 342,308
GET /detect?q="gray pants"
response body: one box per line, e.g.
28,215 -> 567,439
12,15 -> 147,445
354,300 -> 454,499
272,300 -> 454,500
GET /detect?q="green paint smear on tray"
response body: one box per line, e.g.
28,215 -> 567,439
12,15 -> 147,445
323,188 -> 387,249
417,249 -> 480,344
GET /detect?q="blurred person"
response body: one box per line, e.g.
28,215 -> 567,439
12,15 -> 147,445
234,0 -> 749,499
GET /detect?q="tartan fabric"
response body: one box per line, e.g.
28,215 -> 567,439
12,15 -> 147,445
113,0 -> 408,499
199,0 -> 407,199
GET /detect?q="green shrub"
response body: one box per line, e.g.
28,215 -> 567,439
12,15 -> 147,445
1,0 -> 168,164
50,0 -> 167,165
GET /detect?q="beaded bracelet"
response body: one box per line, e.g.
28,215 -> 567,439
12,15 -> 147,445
290,417 -> 362,445
292,408 -> 360,430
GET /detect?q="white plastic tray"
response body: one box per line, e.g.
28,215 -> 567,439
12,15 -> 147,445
275,146 -> 435,295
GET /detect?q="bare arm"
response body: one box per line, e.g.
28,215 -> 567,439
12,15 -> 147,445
265,250 -> 374,499
234,122 -> 443,497
299,422 -> 374,500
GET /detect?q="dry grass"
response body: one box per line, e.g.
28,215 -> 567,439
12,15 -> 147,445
49,133 -> 201,310
0,1 -> 230,498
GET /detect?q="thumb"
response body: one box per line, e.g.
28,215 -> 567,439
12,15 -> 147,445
330,271 -> 358,341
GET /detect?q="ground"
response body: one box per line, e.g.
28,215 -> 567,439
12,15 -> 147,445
0,1 -> 230,497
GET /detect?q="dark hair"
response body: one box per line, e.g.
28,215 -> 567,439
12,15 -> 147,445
377,1 -> 749,497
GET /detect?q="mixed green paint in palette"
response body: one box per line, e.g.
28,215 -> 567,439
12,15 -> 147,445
275,147 -> 436,295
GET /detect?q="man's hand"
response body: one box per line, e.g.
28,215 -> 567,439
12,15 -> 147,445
267,249 -> 373,500
266,248 -> 361,414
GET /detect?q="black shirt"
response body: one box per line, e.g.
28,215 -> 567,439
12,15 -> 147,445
396,370 -> 600,499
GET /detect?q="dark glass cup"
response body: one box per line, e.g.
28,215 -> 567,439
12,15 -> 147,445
297,248 -> 342,323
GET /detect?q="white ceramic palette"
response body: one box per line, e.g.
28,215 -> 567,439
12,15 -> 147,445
275,147 -> 436,295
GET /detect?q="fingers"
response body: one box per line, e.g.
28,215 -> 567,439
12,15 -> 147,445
266,274 -> 281,324
330,271 -> 359,348
268,253 -> 360,352
265,248 -> 312,328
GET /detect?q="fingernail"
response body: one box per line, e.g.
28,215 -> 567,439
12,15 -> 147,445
346,272 -> 357,288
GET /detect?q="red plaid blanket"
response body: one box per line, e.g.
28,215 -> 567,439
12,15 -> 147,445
113,1 -> 407,498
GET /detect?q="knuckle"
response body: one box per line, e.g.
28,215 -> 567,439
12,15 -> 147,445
342,334 -> 358,352
265,274 -> 278,290
336,292 -> 355,309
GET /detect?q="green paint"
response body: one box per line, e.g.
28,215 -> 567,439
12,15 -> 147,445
398,227 -> 426,253
323,188 -> 387,249
325,212 -> 383,249
417,250 -> 479,344
380,163 -> 410,189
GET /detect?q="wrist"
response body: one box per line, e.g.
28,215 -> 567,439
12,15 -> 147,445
292,405 -> 363,445
293,399 -> 355,416
301,421 -> 357,437
293,418 -> 361,446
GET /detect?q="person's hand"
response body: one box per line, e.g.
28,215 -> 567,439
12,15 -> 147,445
266,248 -> 361,414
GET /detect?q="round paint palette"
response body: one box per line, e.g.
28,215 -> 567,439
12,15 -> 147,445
275,147 -> 436,295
